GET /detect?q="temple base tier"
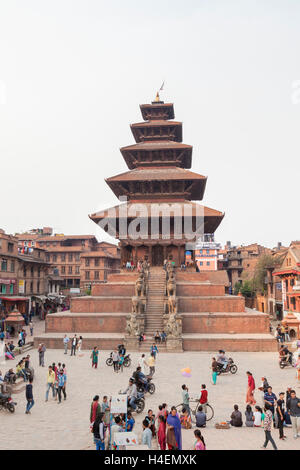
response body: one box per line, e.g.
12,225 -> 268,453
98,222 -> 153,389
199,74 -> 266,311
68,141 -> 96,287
39,268 -> 277,352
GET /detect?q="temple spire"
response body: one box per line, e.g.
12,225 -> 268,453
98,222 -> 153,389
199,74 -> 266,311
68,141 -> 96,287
154,91 -> 160,102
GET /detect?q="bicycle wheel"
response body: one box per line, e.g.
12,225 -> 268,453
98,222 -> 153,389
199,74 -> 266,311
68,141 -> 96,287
175,403 -> 184,414
205,404 -> 214,421
194,402 -> 214,422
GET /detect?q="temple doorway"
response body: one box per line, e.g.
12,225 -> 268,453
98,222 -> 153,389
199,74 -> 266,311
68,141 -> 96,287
123,245 -> 133,263
152,245 -> 164,266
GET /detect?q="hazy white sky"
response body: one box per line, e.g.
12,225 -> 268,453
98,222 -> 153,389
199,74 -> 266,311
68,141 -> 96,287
0,0 -> 299,248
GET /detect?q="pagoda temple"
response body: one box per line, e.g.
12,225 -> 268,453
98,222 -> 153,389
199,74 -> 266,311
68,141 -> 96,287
90,93 -> 224,267
37,94 -> 277,353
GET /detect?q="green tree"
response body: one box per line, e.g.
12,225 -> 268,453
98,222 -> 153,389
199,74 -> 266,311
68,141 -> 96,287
240,280 -> 254,297
252,253 -> 284,294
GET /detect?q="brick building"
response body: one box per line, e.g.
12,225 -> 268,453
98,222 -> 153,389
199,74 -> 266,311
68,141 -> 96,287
273,241 -> 300,318
221,242 -> 272,289
16,229 -> 120,291
0,229 -> 58,316
80,242 -> 120,290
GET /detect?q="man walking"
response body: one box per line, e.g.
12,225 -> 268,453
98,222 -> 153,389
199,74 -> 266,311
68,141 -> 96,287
286,390 -> 300,439
38,343 -> 46,367
261,404 -> 277,450
45,365 -> 56,402
29,321 -> 34,337
70,334 -> 78,356
25,377 -> 34,414
57,369 -> 67,404
63,334 -> 69,355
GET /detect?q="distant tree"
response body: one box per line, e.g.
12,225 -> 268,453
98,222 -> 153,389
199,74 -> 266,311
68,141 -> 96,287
252,253 -> 283,294
240,280 -> 254,297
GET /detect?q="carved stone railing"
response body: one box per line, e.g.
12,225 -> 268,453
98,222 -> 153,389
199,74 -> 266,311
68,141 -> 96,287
163,262 -> 183,351
125,263 -> 149,346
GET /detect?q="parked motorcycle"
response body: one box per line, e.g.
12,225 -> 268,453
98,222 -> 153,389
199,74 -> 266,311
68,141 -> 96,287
216,358 -> 238,375
0,394 -> 17,413
106,352 -> 131,368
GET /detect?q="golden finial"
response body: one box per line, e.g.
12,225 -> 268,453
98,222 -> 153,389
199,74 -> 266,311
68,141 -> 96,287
154,91 -> 160,102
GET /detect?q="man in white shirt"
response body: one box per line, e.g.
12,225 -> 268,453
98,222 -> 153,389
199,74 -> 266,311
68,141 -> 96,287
63,335 -> 69,355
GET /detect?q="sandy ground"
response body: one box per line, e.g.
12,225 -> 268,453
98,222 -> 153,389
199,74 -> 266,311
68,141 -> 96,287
1,324 -> 300,450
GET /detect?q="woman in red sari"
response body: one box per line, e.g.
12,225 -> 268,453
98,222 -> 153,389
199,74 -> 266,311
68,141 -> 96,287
157,415 -> 166,450
246,371 -> 256,405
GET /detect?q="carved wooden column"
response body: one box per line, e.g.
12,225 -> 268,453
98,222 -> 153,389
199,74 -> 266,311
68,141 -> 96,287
177,245 -> 181,266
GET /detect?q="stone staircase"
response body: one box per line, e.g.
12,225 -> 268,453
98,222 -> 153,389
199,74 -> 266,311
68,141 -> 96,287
139,267 -> 167,351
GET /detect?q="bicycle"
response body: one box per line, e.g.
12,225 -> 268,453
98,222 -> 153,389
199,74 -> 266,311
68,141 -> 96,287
176,398 -> 214,423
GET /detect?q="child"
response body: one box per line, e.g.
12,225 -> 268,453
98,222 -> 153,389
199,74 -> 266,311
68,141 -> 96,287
180,407 -> 192,429
119,354 -> 125,372
253,406 -> 263,427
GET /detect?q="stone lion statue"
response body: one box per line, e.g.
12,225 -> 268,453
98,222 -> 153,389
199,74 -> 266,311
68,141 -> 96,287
131,296 -> 146,315
125,312 -> 140,337
168,295 -> 177,314
165,312 -> 181,338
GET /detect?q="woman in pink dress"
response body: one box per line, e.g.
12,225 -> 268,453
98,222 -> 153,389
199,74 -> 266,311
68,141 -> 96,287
194,430 -> 206,450
246,371 -> 256,405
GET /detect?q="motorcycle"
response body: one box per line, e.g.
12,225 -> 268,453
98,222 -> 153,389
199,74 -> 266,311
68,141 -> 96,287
0,394 -> 17,413
106,352 -> 131,368
119,391 -> 145,414
279,355 -> 296,369
216,358 -> 238,375
136,376 -> 156,395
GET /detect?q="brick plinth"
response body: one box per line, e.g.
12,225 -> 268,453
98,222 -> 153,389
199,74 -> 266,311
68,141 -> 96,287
177,283 -> 225,296
92,283 -> 135,296
71,296 -> 131,313
178,296 -> 245,313
45,312 -> 127,333
182,312 -> 269,334
176,271 -> 230,285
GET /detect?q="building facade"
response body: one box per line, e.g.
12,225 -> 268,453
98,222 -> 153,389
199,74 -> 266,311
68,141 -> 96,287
80,242 -> 120,290
273,242 -> 300,318
16,230 -> 120,291
221,243 -> 271,289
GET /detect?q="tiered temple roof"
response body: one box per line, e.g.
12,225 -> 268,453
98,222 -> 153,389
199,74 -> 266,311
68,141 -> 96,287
90,95 -> 224,245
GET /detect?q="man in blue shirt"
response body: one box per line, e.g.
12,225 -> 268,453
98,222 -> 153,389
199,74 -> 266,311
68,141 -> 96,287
57,370 -> 67,403
264,386 -> 277,415
126,411 -> 135,432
